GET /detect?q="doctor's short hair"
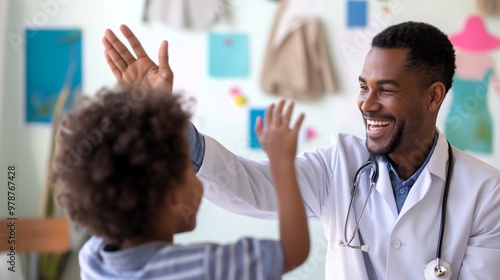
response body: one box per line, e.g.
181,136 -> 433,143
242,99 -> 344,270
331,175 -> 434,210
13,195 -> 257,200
372,21 -> 456,93
51,86 -> 192,244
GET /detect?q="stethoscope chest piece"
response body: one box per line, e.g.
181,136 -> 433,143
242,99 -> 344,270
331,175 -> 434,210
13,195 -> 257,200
424,258 -> 452,280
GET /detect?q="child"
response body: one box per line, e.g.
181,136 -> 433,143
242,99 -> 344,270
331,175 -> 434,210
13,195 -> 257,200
51,87 -> 309,279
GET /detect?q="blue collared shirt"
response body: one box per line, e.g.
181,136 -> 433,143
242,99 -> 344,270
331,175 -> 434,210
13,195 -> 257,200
383,132 -> 438,213
187,122 -> 205,173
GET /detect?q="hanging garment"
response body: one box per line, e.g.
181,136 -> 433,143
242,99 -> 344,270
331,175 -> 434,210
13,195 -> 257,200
445,69 -> 494,153
260,0 -> 335,100
144,0 -> 228,29
445,15 -> 500,153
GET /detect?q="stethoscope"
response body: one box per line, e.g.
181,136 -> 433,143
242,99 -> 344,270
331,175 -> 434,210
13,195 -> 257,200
338,142 -> 454,280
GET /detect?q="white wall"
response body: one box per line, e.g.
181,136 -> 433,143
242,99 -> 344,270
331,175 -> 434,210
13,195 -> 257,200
0,0 -> 7,156
1,0 -> 499,279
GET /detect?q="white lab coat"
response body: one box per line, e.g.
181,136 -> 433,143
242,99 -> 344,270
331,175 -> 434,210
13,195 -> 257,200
198,131 -> 500,279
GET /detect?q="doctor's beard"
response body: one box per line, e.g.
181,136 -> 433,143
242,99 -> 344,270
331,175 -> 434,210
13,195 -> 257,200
366,120 -> 404,156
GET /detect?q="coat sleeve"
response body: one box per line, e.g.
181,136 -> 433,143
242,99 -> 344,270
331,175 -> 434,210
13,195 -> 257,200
197,135 -> 334,219
458,182 -> 500,279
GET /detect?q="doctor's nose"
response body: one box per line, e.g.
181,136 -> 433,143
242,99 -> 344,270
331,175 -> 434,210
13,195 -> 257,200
358,91 -> 381,112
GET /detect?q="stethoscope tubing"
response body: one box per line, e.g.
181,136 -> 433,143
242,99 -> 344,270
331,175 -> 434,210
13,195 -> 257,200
436,142 -> 453,260
343,141 -> 454,277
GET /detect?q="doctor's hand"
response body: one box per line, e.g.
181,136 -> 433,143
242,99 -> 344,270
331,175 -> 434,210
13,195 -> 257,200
102,25 -> 173,93
255,99 -> 305,164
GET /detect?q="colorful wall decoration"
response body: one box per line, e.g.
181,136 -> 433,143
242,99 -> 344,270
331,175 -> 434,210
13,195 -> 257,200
445,15 -> 500,153
24,29 -> 82,124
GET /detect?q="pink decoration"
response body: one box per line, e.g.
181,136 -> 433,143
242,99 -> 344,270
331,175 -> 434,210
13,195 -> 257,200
230,86 -> 240,96
306,127 -> 318,141
449,15 -> 500,52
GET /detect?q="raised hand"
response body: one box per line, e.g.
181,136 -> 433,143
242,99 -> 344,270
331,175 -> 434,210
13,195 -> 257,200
255,99 -> 305,164
102,25 -> 173,92
255,99 -> 309,272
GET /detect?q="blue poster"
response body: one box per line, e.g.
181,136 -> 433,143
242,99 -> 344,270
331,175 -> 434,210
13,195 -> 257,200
347,1 -> 367,28
25,29 -> 82,124
249,108 -> 266,149
208,33 -> 249,78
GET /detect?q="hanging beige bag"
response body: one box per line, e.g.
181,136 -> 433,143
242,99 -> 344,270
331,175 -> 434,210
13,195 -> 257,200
260,0 -> 336,100
477,0 -> 500,15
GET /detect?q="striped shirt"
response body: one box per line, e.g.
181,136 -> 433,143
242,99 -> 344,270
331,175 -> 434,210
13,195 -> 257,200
79,236 -> 284,280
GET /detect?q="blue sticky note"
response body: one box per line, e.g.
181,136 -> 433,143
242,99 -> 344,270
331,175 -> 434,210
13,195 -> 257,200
347,1 -> 367,28
209,33 -> 249,78
249,108 -> 266,149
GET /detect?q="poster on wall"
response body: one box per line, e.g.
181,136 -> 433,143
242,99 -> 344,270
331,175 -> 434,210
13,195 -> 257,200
208,32 -> 249,78
249,108 -> 266,149
347,0 -> 368,27
445,15 -> 500,154
23,28 -> 82,125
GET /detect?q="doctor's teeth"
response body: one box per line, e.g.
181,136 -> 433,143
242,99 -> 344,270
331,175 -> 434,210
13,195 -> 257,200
367,120 -> 390,126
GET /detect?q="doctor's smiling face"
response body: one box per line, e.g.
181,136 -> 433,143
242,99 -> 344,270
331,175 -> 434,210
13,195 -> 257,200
357,22 -> 455,177
358,48 -> 426,157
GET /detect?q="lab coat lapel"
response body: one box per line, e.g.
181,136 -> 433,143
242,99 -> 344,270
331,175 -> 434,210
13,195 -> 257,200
398,132 -> 449,216
374,157 -> 399,220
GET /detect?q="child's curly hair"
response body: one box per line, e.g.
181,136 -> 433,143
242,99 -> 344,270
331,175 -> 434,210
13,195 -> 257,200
51,86 -> 191,244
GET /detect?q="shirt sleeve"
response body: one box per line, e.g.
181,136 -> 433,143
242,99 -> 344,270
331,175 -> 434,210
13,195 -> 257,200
186,121 -> 205,173
204,238 -> 284,280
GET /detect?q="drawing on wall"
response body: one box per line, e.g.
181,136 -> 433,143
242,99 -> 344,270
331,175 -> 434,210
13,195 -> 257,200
25,29 -> 82,124
208,32 -> 249,78
445,15 -> 500,153
249,108 -> 266,149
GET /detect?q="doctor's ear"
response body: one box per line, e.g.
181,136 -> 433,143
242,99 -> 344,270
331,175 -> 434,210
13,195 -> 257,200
426,82 -> 446,112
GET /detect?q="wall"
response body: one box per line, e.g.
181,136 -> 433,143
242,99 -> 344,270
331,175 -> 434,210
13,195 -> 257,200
0,0 -> 7,158
0,0 -> 499,279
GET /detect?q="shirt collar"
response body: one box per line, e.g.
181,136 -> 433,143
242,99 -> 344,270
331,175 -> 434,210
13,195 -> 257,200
383,131 -> 439,183
100,240 -> 170,272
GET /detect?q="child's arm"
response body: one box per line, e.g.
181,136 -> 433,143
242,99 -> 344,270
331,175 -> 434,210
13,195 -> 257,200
255,99 -> 310,273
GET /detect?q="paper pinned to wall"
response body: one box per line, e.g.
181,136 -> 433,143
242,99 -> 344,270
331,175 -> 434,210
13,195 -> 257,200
208,32 -> 249,78
24,29 -> 82,125
249,108 -> 266,149
347,0 -> 368,28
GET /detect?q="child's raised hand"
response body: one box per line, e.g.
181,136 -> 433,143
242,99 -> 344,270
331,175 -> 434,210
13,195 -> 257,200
102,25 -> 173,93
255,99 -> 305,163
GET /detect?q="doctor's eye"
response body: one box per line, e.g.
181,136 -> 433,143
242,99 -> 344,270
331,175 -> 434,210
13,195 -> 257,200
359,85 -> 369,92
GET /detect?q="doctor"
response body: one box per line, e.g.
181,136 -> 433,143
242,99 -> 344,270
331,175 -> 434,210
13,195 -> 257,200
102,22 -> 500,279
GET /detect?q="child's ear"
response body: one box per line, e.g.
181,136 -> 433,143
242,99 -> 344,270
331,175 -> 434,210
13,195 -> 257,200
164,189 -> 180,212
